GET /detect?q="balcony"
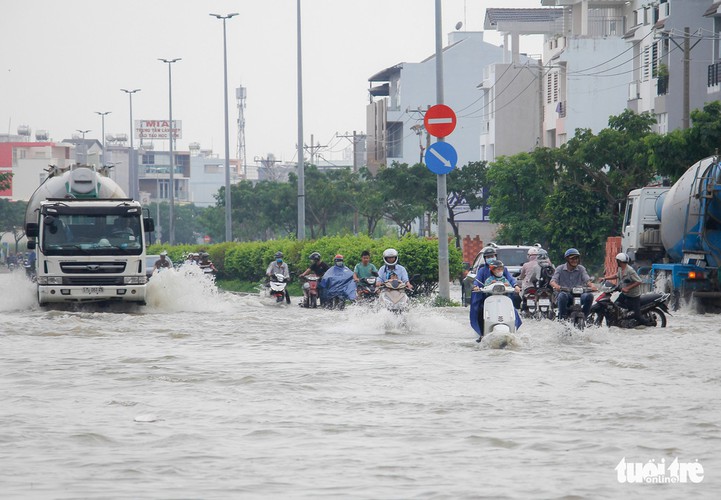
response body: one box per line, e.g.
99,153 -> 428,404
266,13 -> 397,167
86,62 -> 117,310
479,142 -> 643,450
657,75 -> 669,96
708,62 -> 721,87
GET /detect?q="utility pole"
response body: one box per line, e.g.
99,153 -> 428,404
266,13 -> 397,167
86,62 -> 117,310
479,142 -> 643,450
665,27 -> 702,130
159,57 -> 181,245
435,0 -> 450,301
121,88 -> 140,200
95,111 -> 111,166
303,134 -> 328,166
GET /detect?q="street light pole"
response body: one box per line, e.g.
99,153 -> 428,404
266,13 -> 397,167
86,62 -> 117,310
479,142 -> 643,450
159,58 -> 181,246
296,0 -> 306,239
210,12 -> 238,243
76,129 -> 91,164
435,0 -> 450,300
121,89 -> 141,201
94,111 -> 111,166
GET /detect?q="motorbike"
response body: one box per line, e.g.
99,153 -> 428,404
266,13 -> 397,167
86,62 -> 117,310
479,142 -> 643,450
267,273 -> 291,304
478,282 -> 518,339
356,277 -> 378,302
558,287 -> 594,330
379,278 -> 410,313
23,259 -> 37,283
588,282 -> 671,328
300,274 -> 320,309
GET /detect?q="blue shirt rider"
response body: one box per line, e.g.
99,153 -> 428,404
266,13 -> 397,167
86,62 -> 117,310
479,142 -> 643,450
377,248 -> 413,289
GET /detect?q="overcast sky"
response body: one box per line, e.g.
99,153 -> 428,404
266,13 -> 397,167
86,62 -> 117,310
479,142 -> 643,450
1,0 -> 544,164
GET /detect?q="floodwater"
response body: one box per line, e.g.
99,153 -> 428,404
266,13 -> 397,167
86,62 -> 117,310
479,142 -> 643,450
1,267 -> 719,499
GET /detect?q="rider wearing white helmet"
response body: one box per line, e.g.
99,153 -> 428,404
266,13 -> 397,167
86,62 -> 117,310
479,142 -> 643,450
601,252 -> 649,325
518,245 -> 543,292
377,248 -> 412,289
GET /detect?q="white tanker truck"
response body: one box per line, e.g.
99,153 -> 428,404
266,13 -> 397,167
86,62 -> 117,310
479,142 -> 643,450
24,164 -> 154,305
622,155 -> 721,310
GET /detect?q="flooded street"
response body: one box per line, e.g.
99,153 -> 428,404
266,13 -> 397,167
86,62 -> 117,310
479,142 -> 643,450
1,269 -> 719,499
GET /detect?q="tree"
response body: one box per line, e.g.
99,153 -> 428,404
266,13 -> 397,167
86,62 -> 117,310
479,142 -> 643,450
0,172 -> 11,192
446,161 -> 489,248
376,163 -> 427,235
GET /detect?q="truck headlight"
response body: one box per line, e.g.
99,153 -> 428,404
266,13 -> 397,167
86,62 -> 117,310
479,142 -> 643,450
37,276 -> 48,285
47,276 -> 63,285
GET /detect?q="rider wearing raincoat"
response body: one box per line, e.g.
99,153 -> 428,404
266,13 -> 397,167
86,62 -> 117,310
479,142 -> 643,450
319,254 -> 357,303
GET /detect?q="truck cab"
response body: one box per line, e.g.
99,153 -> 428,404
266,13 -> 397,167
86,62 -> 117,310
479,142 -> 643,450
27,199 -> 153,305
621,187 -> 668,266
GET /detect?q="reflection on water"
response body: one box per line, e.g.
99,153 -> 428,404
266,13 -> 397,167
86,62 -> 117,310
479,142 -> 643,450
0,270 -> 719,498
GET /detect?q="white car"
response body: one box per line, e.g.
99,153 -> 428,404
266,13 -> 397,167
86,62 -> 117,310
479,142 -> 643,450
465,244 -> 534,285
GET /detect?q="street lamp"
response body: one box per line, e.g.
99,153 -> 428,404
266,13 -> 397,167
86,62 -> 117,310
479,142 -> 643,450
121,88 -> 140,200
94,111 -> 111,166
210,12 -> 238,243
158,58 -> 181,245
76,129 -> 91,164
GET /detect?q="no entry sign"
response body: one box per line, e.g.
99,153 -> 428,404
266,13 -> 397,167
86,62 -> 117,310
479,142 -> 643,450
424,104 -> 457,138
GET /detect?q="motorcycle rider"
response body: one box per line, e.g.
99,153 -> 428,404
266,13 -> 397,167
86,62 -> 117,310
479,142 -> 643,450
198,252 -> 217,273
318,254 -> 357,307
377,248 -> 413,290
600,252 -> 650,326
353,250 -> 378,282
153,250 -> 172,271
518,246 -> 542,293
474,247 -> 521,305
299,251 -> 329,278
266,251 -> 290,279
550,248 -> 597,320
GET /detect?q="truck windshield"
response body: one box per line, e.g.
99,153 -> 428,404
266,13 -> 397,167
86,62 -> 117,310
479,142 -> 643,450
42,213 -> 143,256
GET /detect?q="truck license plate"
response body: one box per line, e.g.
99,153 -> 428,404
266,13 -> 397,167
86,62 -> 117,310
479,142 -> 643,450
83,287 -> 104,294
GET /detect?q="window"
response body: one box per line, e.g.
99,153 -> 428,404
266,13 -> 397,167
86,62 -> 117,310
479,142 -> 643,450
623,199 -> 634,231
386,122 -> 403,158
142,153 -> 155,165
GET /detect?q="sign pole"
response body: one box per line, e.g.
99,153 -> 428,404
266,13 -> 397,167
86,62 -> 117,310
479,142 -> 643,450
435,0 -> 450,301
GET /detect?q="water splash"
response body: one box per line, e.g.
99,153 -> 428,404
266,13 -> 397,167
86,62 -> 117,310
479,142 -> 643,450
0,271 -> 39,312
144,264 -> 237,314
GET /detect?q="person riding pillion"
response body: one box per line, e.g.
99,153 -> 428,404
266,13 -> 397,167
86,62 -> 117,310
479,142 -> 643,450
483,260 -> 512,286
474,246 -> 521,305
353,250 -> 378,282
377,248 -> 413,289
550,248 -> 597,320
266,251 -> 290,280
518,245 -> 543,292
600,252 -> 650,326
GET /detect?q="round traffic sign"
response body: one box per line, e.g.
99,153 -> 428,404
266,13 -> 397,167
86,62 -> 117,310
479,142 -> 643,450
424,141 -> 458,175
424,104 -> 457,138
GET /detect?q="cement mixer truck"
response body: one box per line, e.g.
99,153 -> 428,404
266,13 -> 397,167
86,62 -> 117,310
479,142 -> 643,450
24,164 -> 154,305
622,156 -> 721,311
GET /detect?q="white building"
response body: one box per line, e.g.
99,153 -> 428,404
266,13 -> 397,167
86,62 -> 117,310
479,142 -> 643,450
540,0 -> 635,147
482,8 -> 564,160
366,31 -> 505,172
627,0 -> 714,133
188,149 -> 241,207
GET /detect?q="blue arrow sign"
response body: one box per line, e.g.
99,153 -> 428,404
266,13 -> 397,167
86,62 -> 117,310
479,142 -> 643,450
425,141 -> 458,175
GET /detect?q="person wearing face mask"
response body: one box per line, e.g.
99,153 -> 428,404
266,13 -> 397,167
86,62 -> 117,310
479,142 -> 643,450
266,251 -> 290,279
483,260 -> 511,286
319,254 -> 357,305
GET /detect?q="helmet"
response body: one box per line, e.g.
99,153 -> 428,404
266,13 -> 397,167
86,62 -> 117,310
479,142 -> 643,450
527,247 -> 540,258
334,254 -> 344,261
160,250 -> 168,256
309,252 -> 321,261
564,248 -> 580,259
615,252 -> 629,263
489,259 -> 505,275
383,248 -> 399,266
537,249 -> 549,260
482,246 -> 497,257
275,251 -> 284,258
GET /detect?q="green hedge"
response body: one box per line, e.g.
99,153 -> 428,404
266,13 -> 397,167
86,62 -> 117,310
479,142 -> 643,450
151,235 -> 462,284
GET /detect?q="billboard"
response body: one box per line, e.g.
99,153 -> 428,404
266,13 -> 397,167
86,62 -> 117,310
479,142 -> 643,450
135,120 -> 182,140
